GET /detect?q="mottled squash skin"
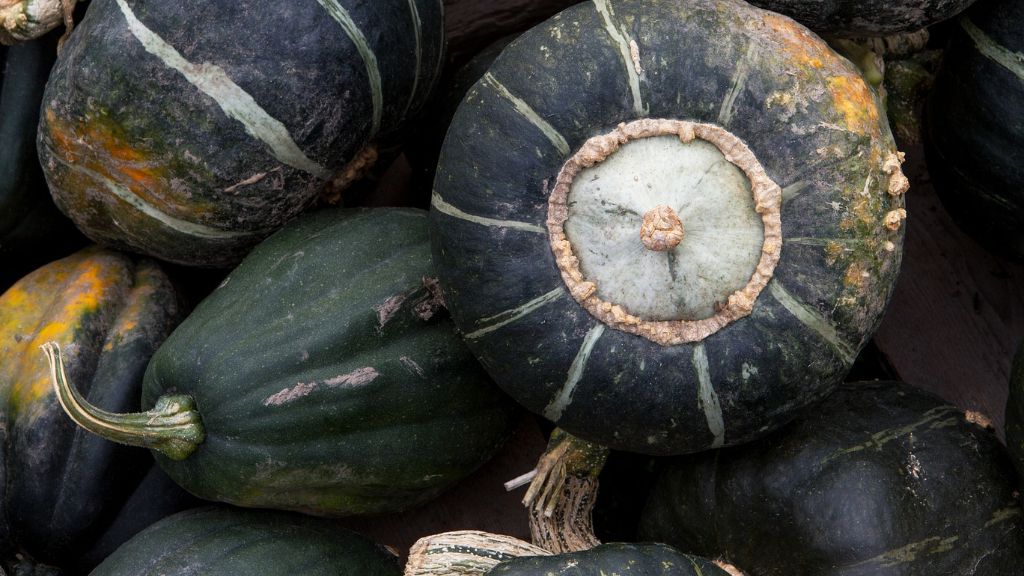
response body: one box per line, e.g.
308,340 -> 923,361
0,32 -> 85,290
142,208 -> 518,516
37,0 -> 444,267
91,507 -> 401,576
488,543 -> 731,576
0,247 -> 191,572
431,0 -> 905,456
639,382 -> 1024,575
924,0 -> 1024,261
747,0 -> 977,37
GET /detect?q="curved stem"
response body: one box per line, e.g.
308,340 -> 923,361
41,341 -> 204,461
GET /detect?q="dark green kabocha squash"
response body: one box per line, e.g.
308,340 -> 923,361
37,0 -> 444,267
47,208 -> 519,516
0,31 -> 85,290
639,381 -> 1024,575
488,543 -> 733,576
0,247 -> 195,574
745,0 -> 977,37
924,0 -> 1024,260
91,506 -> 401,576
430,0 -> 907,456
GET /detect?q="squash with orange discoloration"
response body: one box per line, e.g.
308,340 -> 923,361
37,0 -> 444,267
0,246 -> 194,573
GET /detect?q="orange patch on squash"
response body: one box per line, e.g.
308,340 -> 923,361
0,249 -> 130,415
827,76 -> 881,136
761,13 -> 832,70
42,108 -> 218,221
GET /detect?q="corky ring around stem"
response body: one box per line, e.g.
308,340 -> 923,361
42,341 -> 204,460
547,118 -> 783,346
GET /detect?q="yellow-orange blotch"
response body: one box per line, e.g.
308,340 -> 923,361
827,76 -> 881,137
0,248 -> 130,415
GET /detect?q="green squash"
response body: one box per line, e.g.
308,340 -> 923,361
38,0 -> 444,267
48,208 -> 518,516
488,543 -> 732,576
639,381 -> 1024,575
91,506 -> 401,576
746,0 -> 978,37
924,0 -> 1024,260
0,32 -> 85,290
0,247 -> 194,573
430,0 -> 907,456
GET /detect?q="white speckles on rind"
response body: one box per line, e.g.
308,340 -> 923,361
316,0 -> 384,137
543,324 -> 606,422
482,72 -> 570,156
114,0 -> 332,179
431,192 -> 546,234
592,0 -> 647,116
263,367 -> 380,406
693,343 -> 726,448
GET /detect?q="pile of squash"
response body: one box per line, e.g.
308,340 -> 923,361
1,0 -> 1021,574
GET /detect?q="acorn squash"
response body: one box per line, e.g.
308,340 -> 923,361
48,208 -> 518,516
924,0 -> 1024,260
91,506 -> 401,576
37,0 -> 444,266
639,381 -> 1024,575
0,247 -> 192,573
746,0 -> 977,37
430,0 -> 907,456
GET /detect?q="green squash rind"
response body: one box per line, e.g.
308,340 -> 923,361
0,246 -> 193,571
639,381 -> 1024,575
91,506 -> 401,576
143,208 -> 518,515
38,0 -> 444,267
430,0 -> 905,456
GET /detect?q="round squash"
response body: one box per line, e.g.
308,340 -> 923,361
0,246 -> 193,572
0,32 -> 85,290
48,208 -> 518,516
745,0 -> 977,37
37,0 -> 444,267
638,381 -> 1024,575
488,543 -> 732,576
430,0 -> 907,456
91,506 -> 401,576
924,0 -> 1024,260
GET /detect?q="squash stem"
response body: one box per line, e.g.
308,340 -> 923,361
41,341 -> 204,460
517,429 -> 608,553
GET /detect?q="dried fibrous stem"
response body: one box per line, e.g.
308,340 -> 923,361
514,429 -> 608,553
405,531 -> 550,576
320,144 -> 380,205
